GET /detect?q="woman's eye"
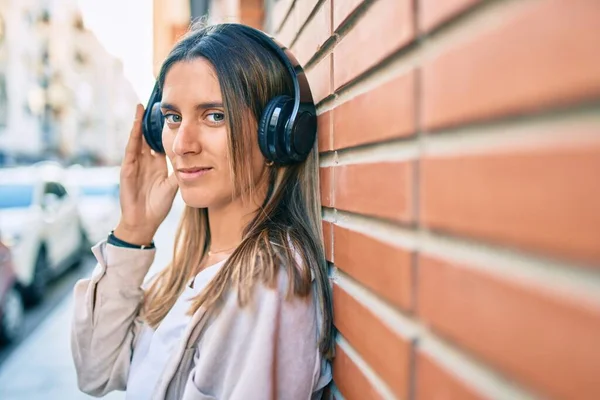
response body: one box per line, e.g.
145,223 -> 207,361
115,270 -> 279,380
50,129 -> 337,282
164,114 -> 182,124
206,112 -> 225,123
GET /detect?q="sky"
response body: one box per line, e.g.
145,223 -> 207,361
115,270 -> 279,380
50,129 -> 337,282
75,0 -> 155,103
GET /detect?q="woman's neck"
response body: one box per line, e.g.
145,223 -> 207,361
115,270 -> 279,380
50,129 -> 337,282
207,171 -> 270,253
207,194 -> 261,253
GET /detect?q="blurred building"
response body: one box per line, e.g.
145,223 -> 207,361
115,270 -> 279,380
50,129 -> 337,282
0,0 -> 137,166
0,0 -> 46,163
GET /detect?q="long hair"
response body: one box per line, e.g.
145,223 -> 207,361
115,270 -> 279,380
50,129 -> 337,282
142,23 -> 334,359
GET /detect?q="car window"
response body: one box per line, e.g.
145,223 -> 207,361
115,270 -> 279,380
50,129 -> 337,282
0,184 -> 35,208
55,183 -> 68,198
44,182 -> 66,198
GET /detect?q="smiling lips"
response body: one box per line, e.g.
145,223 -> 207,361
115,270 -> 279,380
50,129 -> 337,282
177,166 -> 213,181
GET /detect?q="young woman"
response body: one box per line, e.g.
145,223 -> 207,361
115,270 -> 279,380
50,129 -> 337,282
71,23 -> 334,399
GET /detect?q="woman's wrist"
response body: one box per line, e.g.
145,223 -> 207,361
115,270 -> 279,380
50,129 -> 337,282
113,223 -> 156,247
108,231 -> 155,250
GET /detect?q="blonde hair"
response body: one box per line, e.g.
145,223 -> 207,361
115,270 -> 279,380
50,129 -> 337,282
141,23 -> 334,359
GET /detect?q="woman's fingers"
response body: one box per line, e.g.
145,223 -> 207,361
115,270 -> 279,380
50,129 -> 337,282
124,104 -> 144,163
149,151 -> 178,192
140,126 -> 153,156
167,170 -> 179,191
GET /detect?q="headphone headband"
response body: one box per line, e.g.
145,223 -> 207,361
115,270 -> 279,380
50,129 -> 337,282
243,29 -> 316,138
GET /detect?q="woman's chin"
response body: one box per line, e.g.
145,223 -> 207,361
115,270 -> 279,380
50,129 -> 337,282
180,190 -> 211,209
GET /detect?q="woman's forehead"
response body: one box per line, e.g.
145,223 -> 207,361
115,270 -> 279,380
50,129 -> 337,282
162,59 -> 221,103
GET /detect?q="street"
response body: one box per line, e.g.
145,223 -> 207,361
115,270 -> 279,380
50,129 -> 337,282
0,197 -> 184,399
0,254 -> 96,368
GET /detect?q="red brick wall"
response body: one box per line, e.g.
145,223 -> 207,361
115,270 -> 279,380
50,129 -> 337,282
265,1 -> 600,399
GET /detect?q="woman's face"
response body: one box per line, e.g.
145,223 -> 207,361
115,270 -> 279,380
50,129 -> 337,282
161,58 -> 267,209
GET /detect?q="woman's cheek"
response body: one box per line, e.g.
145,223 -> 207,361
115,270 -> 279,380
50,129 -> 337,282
162,130 -> 174,158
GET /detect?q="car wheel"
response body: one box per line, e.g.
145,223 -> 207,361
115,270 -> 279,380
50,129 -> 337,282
0,285 -> 25,344
24,248 -> 49,306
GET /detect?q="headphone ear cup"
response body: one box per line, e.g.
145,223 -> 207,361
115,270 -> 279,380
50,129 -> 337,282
142,102 -> 164,153
288,111 -> 317,162
258,95 -> 293,163
142,82 -> 165,154
149,103 -> 165,153
257,100 -> 276,161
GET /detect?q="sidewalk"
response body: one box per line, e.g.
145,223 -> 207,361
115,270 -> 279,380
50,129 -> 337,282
0,196 -> 184,399
0,296 -> 124,400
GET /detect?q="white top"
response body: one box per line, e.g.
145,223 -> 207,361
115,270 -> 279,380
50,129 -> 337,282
125,260 -> 226,400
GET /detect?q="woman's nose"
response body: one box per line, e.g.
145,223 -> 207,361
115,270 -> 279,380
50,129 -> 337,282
172,122 -> 202,156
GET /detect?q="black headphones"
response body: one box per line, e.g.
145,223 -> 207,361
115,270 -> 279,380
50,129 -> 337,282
142,24 -> 317,165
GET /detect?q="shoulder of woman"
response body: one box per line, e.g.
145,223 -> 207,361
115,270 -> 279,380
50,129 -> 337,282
207,272 -> 313,333
228,266 -> 313,307
199,237 -> 317,328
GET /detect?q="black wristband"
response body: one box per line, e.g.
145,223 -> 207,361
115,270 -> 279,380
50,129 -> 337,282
107,231 -> 155,250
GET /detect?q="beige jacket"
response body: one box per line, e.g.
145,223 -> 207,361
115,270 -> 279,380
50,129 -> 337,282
71,241 -> 332,399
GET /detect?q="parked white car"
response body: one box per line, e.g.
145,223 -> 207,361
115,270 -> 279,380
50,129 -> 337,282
0,165 -> 84,304
66,165 -> 121,246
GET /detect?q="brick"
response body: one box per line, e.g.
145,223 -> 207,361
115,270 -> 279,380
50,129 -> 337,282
421,135 -> 600,265
317,110 -> 332,152
333,0 -> 364,30
418,255 -> 600,400
276,4 -> 299,47
270,0 -> 293,32
334,162 -> 414,223
334,284 -> 411,398
292,0 -> 331,65
240,0 -> 264,27
320,167 -> 333,207
322,221 -> 333,262
295,0 -> 320,28
240,4 -> 264,29
307,55 -> 331,104
419,0 -> 480,32
333,70 -> 416,150
422,0 -> 600,130
333,0 -> 414,89
333,345 -> 384,400
416,352 -> 484,400
333,225 -> 413,310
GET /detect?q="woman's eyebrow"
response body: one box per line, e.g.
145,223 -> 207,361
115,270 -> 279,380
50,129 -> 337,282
160,102 -> 179,112
196,102 -> 223,110
160,102 -> 223,112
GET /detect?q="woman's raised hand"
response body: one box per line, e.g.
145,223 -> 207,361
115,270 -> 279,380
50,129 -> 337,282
114,104 -> 179,245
